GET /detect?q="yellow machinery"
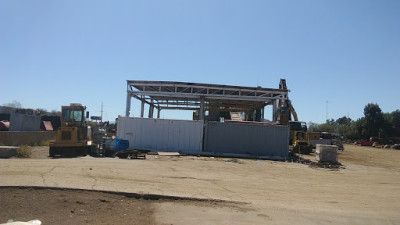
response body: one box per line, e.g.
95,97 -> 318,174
49,103 -> 94,157
292,131 -> 312,154
289,121 -> 313,154
308,132 -> 321,141
277,79 -> 312,154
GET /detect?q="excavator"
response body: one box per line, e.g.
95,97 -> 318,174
49,103 -> 95,157
277,79 -> 312,154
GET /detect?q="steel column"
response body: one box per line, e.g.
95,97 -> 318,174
149,99 -> 154,118
272,99 -> 277,122
125,91 -> 131,117
199,97 -> 205,120
261,106 -> 265,121
140,100 -> 145,118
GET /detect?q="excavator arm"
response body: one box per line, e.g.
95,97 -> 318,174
279,79 -> 298,122
288,100 -> 298,122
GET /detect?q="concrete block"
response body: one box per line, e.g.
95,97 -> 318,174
0,146 -> 19,158
316,144 -> 338,163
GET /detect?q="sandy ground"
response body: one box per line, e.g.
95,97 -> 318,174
0,144 -> 399,224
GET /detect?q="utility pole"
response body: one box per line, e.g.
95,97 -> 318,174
101,102 -> 103,122
326,101 -> 329,122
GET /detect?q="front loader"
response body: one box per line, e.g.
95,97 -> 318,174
49,104 -> 94,157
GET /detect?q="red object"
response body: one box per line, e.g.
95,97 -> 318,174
360,139 -> 373,146
0,121 -> 9,131
40,121 -> 54,131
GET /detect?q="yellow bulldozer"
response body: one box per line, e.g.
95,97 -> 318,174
289,121 -> 313,154
49,103 -> 94,157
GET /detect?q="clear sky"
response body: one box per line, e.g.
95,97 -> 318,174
1,0 -> 399,123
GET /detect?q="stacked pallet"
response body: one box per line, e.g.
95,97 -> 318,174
230,112 -> 243,121
316,144 -> 338,163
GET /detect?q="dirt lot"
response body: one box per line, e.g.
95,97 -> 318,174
0,144 -> 399,224
0,187 -> 154,225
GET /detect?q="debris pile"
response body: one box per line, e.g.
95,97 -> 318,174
309,161 -> 345,170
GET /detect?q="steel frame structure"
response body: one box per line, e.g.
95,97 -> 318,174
126,80 -> 288,121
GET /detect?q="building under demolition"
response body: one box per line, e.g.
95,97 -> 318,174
119,80 -> 291,160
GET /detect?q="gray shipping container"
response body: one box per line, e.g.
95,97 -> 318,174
9,114 -> 41,131
117,117 -> 203,153
204,122 -> 289,159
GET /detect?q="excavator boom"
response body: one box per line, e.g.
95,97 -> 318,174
278,79 -> 298,122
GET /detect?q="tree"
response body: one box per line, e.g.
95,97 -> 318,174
307,105 -> 399,142
392,110 -> 400,136
384,110 -> 400,137
1,100 -> 22,113
363,103 -> 384,138
336,116 -> 352,125
326,119 -> 336,125
307,122 -> 319,132
355,118 -> 367,139
3,100 -> 22,108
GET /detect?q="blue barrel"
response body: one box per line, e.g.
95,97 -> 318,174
115,138 -> 129,151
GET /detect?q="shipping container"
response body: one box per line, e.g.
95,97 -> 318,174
204,121 -> 289,159
9,114 -> 41,131
117,117 -> 203,153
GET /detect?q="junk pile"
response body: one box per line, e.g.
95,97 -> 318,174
103,138 -> 148,159
392,144 -> 400,150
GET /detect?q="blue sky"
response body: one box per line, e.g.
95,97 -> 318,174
1,0 -> 399,123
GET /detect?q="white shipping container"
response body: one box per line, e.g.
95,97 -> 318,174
117,117 -> 204,153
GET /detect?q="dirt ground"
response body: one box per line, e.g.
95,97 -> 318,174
0,144 -> 399,224
0,187 -> 154,225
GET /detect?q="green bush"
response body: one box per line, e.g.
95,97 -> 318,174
16,145 -> 32,158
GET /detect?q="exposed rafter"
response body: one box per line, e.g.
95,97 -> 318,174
125,80 -> 289,120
